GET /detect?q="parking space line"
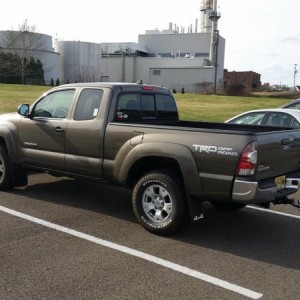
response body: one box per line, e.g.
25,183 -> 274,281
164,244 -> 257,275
0,205 -> 263,299
248,205 -> 300,219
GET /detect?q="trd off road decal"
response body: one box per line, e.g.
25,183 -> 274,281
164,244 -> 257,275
193,144 -> 238,156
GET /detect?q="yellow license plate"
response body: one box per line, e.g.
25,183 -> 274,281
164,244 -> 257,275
275,175 -> 286,188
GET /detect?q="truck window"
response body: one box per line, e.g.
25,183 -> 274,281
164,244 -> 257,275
116,93 -> 141,120
115,93 -> 178,121
33,89 -> 75,118
156,94 -> 178,119
141,94 -> 155,118
74,89 -> 103,121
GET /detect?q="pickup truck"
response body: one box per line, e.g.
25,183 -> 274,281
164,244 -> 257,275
1,82 -> 300,235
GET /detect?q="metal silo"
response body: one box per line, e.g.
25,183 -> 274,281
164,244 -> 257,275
57,41 -> 101,83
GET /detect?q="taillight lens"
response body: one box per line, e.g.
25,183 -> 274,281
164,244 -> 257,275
236,141 -> 257,176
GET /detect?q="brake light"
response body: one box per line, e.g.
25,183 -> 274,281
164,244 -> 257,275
142,85 -> 153,90
236,141 -> 257,176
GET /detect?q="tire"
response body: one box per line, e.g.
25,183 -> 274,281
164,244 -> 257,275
132,171 -> 185,235
210,201 -> 246,211
0,144 -> 13,190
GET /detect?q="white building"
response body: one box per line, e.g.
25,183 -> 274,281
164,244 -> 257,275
0,30 -> 60,84
97,30 -> 224,93
1,0 -> 224,93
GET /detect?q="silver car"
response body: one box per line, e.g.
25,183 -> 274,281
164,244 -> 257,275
280,98 -> 300,109
226,108 -> 300,127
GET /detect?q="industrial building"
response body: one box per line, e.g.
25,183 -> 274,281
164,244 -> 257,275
0,30 -> 60,84
0,0 -> 225,93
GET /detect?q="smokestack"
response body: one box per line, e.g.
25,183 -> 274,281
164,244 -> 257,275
209,0 -> 221,65
200,0 -> 214,33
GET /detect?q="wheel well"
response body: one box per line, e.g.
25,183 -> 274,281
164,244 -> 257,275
0,138 -> 8,152
126,156 -> 183,188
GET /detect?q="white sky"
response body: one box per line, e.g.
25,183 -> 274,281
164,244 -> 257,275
2,0 -> 300,86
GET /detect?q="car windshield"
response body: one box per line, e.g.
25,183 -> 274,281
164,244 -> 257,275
229,112 -> 265,125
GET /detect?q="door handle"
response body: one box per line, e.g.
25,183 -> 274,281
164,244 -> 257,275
281,137 -> 295,146
55,126 -> 64,133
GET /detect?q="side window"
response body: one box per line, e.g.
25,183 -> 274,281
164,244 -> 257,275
116,93 -> 141,120
264,112 -> 292,127
156,94 -> 178,119
33,89 -> 75,118
74,89 -> 103,121
292,118 -> 300,127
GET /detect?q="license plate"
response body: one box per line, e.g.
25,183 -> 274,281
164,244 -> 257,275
275,175 -> 286,188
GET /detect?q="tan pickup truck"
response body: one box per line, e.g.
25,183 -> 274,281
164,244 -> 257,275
1,82 -> 300,235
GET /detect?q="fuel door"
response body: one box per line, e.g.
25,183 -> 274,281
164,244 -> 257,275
130,131 -> 144,146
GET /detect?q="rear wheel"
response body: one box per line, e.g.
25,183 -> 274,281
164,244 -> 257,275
0,144 -> 13,190
132,171 -> 185,235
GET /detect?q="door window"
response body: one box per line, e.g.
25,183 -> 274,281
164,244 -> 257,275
33,89 -> 75,118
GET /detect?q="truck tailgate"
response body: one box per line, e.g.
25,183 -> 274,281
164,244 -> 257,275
256,129 -> 300,180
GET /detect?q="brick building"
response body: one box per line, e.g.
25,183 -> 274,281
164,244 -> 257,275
223,70 -> 261,95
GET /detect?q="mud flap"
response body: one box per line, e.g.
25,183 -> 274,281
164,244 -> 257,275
186,192 -> 204,222
11,164 -> 28,187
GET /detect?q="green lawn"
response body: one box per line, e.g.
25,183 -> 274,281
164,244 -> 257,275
0,83 -> 50,113
0,83 -> 295,121
175,93 -> 290,122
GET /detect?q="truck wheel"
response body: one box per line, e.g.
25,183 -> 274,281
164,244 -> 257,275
0,144 -> 13,190
210,201 -> 246,211
132,171 -> 185,235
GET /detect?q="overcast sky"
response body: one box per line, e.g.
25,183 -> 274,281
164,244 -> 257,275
2,0 -> 299,86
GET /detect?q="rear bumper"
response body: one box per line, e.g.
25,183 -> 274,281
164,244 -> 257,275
232,177 -> 300,204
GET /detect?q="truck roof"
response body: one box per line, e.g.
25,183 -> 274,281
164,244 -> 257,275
56,82 -> 172,94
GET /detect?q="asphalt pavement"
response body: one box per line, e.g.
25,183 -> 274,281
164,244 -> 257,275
1,173 -> 300,300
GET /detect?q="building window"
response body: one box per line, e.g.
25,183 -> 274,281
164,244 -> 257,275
153,69 -> 161,76
195,52 -> 209,58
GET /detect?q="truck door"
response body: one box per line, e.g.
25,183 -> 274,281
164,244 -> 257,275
18,89 -> 75,169
64,88 -> 105,177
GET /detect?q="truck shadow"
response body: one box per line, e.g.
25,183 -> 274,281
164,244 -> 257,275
10,173 -> 300,271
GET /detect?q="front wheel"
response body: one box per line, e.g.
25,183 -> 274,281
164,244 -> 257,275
132,171 -> 185,235
0,144 -> 13,190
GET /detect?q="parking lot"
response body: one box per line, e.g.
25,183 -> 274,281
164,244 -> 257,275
1,172 -> 300,300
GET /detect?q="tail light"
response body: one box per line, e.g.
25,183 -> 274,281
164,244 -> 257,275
236,141 -> 257,176
142,85 -> 153,91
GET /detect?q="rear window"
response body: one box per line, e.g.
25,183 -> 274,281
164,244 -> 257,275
115,93 -> 178,121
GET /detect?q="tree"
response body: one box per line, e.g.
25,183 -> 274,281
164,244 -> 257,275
0,53 -> 21,83
0,53 -> 44,84
1,20 -> 44,84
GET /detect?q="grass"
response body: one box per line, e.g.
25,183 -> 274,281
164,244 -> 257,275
0,83 -> 50,113
175,93 -> 291,122
0,83 -> 296,121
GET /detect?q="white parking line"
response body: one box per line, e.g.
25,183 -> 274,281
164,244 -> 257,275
248,205 -> 300,219
0,205 -> 263,300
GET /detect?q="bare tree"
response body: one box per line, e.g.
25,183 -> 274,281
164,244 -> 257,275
74,66 -> 99,83
1,20 -> 44,84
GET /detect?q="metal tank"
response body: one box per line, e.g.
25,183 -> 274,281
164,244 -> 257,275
57,41 -> 101,84
0,30 -> 60,84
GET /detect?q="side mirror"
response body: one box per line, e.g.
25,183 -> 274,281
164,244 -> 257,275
18,104 -> 30,116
